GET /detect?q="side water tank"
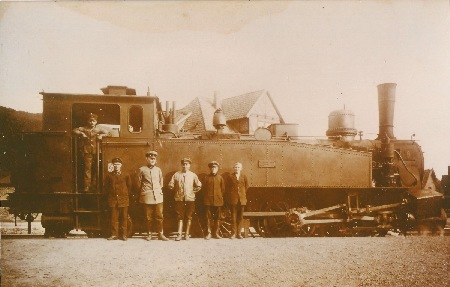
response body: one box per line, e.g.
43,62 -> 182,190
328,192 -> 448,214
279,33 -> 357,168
326,109 -> 357,142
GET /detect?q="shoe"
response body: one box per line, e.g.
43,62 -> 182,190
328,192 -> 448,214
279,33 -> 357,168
107,236 -> 118,240
175,233 -> 182,241
204,233 -> 211,240
213,233 -> 222,239
237,234 -> 243,239
229,234 -> 236,239
158,233 -> 169,241
145,235 -> 152,241
121,236 -> 128,241
184,234 -> 190,241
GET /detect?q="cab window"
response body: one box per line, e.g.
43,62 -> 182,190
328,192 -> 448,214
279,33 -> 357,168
128,105 -> 143,133
72,103 -> 120,137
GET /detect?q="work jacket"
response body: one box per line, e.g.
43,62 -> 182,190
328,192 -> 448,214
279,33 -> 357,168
105,172 -> 131,208
225,173 -> 248,206
138,165 -> 164,204
203,173 -> 225,206
168,171 -> 202,202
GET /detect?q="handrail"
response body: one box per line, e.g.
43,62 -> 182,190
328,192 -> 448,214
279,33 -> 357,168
394,150 -> 418,186
102,141 -> 151,146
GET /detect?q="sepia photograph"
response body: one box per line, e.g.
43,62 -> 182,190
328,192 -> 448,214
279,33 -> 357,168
1,1 -> 449,286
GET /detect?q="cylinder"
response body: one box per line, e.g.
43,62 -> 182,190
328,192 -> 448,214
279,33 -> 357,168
377,83 -> 396,139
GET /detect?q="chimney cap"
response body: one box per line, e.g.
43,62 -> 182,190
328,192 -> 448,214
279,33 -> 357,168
101,85 -> 136,95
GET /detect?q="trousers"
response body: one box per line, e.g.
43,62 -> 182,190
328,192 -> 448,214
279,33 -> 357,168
83,153 -> 97,191
111,205 -> 128,237
145,203 -> 164,233
175,201 -> 195,221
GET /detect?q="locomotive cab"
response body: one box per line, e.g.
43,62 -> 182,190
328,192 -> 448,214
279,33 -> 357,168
10,86 -> 160,236
70,96 -> 158,190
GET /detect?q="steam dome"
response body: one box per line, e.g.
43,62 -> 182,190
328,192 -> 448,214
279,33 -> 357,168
326,109 -> 357,142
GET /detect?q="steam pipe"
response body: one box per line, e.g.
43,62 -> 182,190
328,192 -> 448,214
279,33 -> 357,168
172,101 -> 176,124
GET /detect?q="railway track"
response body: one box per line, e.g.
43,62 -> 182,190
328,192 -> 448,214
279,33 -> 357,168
3,228 -> 449,239
3,210 -> 449,239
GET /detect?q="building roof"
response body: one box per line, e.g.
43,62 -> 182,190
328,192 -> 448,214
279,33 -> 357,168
222,90 -> 265,120
177,90 -> 284,133
177,97 -> 235,133
423,169 -> 432,186
422,169 -> 443,193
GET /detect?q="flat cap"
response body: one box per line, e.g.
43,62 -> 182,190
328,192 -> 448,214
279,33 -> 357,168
145,150 -> 158,157
87,113 -> 98,120
181,158 -> 192,164
208,161 -> 220,168
111,157 -> 122,164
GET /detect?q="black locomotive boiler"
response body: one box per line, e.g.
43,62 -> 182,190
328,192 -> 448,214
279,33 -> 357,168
8,83 -> 446,237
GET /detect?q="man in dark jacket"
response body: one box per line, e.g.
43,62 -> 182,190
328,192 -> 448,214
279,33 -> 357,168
225,162 -> 249,239
203,161 -> 225,239
105,158 -> 131,241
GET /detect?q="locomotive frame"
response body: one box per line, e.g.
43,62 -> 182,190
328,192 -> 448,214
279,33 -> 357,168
8,84 -> 446,237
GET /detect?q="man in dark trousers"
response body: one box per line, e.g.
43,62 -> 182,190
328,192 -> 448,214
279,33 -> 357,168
138,150 -> 169,241
73,113 -> 109,192
203,161 -> 225,240
105,158 -> 131,241
225,162 -> 249,239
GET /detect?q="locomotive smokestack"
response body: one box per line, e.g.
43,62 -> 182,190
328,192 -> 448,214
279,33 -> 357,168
377,83 -> 397,139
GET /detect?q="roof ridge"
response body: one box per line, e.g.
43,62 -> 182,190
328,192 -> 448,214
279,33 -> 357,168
222,89 -> 265,102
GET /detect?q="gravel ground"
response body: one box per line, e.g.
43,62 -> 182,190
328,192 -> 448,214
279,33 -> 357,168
1,236 -> 449,287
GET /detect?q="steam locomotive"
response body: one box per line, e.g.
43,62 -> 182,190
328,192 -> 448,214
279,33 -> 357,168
8,83 -> 446,237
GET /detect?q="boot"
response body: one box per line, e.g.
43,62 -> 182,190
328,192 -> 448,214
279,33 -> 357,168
158,232 -> 169,241
145,220 -> 152,241
184,220 -> 192,240
111,221 -> 119,240
204,220 -> 212,240
230,219 -> 236,239
213,220 -> 222,239
236,222 -> 243,239
175,220 -> 183,241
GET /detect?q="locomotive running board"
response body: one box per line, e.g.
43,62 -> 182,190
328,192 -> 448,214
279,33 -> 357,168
243,212 -> 285,217
243,204 -> 345,218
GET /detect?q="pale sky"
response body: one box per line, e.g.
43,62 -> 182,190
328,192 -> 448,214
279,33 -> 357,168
0,1 -> 449,177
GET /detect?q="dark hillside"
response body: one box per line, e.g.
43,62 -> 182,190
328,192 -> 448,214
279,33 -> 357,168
0,106 -> 42,178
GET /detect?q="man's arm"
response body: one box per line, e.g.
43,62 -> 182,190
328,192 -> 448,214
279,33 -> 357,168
244,175 -> 249,192
125,174 -> 132,193
96,127 -> 110,139
167,173 -> 176,190
220,176 -> 225,195
136,168 -> 142,191
159,168 -> 164,188
104,174 -> 111,195
193,174 -> 202,193
73,127 -> 87,138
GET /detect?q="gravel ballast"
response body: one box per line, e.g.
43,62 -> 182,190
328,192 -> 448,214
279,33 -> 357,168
2,236 -> 449,287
